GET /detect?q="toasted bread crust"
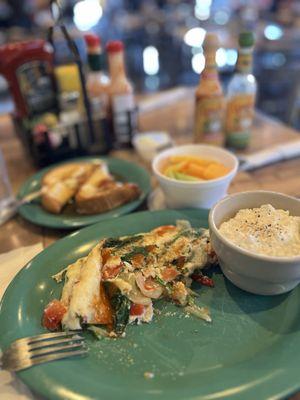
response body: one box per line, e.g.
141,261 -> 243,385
41,161 -> 141,215
75,183 -> 141,214
41,163 -> 100,214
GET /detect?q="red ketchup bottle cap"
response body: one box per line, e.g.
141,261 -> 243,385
84,34 -> 101,47
106,40 -> 124,53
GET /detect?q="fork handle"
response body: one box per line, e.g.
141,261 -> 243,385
19,189 -> 43,205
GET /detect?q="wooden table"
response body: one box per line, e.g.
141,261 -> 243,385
1,87 -> 300,399
1,86 -> 300,255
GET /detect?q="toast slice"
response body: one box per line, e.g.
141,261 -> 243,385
75,167 -> 141,215
41,162 -> 100,214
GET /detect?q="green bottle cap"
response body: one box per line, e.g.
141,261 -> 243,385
239,32 -> 255,48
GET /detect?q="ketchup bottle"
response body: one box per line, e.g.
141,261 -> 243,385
0,40 -> 58,118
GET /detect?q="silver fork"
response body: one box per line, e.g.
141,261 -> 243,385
1,331 -> 87,372
0,189 -> 43,226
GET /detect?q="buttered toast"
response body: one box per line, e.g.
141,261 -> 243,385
41,161 -> 141,215
75,166 -> 140,214
41,163 -> 98,214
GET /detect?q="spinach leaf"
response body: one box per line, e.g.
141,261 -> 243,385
155,276 -> 173,294
103,235 -> 143,249
167,228 -> 206,246
121,246 -> 149,263
111,293 -> 131,335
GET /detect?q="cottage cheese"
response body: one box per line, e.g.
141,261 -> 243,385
219,204 -> 300,257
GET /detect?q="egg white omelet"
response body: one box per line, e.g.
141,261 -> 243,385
43,221 -> 216,336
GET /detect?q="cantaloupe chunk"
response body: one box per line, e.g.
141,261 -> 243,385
182,162 -> 206,179
162,155 -> 230,181
203,163 -> 230,180
163,161 -> 188,175
170,155 -> 211,166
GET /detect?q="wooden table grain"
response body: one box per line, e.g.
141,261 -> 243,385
1,87 -> 300,399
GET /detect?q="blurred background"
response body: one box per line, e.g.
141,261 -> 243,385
0,0 -> 300,129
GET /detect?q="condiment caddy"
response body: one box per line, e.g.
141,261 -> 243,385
0,2 -> 137,167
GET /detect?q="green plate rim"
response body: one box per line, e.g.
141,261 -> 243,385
1,209 -> 300,400
17,156 -> 151,229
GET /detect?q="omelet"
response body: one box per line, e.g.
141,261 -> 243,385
43,221 -> 216,336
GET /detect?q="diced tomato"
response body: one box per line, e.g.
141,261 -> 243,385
146,245 -> 156,252
102,263 -> 122,280
42,299 -> 67,331
131,253 -> 145,268
130,303 -> 145,316
191,273 -> 214,287
161,266 -> 180,282
153,225 -> 176,236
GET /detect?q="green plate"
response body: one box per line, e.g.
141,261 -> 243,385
17,156 -> 151,229
1,209 -> 300,400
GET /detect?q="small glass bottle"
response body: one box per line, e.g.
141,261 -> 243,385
84,34 -> 112,153
106,40 -> 137,148
84,33 -> 110,117
226,32 -> 257,149
194,33 -> 225,146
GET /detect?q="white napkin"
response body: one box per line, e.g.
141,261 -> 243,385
0,243 -> 43,400
238,139 -> 300,171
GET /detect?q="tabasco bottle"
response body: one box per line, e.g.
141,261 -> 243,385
84,33 -> 109,116
106,40 -> 137,148
194,33 -> 225,146
84,34 -> 112,152
226,32 -> 256,149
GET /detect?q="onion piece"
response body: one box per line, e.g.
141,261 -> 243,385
135,272 -> 163,299
185,304 -> 212,323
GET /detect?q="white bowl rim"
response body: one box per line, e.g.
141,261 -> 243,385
152,144 -> 239,186
132,131 -> 171,145
209,190 -> 300,263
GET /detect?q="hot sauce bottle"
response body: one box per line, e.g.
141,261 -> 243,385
106,40 -> 137,149
194,33 -> 225,146
226,32 -> 256,149
84,33 -> 110,117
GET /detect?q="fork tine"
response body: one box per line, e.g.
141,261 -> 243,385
30,342 -> 85,358
9,331 -> 82,347
8,349 -> 88,372
27,331 -> 82,344
28,336 -> 84,351
31,349 -> 88,368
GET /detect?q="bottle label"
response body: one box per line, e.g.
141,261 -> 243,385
237,50 -> 253,73
194,97 -> 225,146
201,70 -> 218,80
205,52 -> 216,69
226,94 -> 255,148
88,53 -> 103,71
16,60 -> 57,116
112,93 -> 137,145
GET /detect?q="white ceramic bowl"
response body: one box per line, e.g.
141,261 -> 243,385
209,191 -> 300,295
152,144 -> 238,209
132,131 -> 172,163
